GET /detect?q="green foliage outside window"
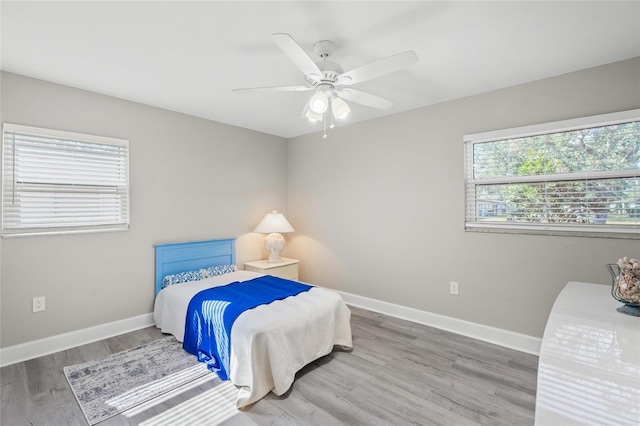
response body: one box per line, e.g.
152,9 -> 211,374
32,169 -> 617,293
469,120 -> 640,230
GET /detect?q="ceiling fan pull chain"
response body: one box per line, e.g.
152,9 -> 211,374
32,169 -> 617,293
323,112 -> 328,139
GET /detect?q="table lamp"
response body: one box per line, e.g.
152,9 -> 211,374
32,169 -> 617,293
253,210 -> 295,263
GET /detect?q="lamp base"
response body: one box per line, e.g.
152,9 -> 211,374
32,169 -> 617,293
265,232 -> 285,263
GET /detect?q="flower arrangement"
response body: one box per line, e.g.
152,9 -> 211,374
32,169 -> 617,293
612,257 -> 640,305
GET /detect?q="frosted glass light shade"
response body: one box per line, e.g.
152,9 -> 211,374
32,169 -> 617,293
305,108 -> 323,122
253,210 -> 294,263
331,97 -> 350,119
308,91 -> 329,114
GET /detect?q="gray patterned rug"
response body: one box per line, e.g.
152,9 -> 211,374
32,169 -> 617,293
64,336 -> 211,425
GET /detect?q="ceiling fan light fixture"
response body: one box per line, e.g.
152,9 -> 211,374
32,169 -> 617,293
234,34 -> 419,137
331,97 -> 350,119
308,91 -> 329,114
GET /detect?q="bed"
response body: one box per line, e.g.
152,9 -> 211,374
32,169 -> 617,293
153,239 -> 353,408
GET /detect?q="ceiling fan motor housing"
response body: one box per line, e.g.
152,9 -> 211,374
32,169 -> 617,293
307,60 -> 344,88
305,40 -> 344,87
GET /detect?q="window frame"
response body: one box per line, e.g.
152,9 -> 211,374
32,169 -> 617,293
463,109 -> 640,239
2,123 -> 130,237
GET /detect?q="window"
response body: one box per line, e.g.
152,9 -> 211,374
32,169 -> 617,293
464,110 -> 640,238
2,124 -> 129,236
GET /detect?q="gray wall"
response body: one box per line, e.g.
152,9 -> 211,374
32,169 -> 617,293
286,57 -> 640,338
0,72 -> 288,347
2,58 -> 638,349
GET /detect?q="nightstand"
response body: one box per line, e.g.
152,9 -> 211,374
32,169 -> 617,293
244,258 -> 299,280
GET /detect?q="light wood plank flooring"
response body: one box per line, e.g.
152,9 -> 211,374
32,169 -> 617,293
1,306 -> 538,425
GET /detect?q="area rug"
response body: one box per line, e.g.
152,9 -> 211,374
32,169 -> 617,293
64,336 -> 212,425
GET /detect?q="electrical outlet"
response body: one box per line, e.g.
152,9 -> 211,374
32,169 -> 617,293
32,296 -> 46,312
450,281 -> 459,296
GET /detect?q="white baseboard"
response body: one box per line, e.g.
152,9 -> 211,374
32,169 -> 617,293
0,293 -> 541,367
338,290 -> 541,356
0,313 -> 155,367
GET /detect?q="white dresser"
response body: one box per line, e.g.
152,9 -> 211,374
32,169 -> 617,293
535,282 -> 640,425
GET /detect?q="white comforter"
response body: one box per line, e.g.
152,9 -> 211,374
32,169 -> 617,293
153,270 -> 353,407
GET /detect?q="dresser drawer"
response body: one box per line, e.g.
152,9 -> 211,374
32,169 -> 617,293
269,263 -> 298,280
244,258 -> 299,281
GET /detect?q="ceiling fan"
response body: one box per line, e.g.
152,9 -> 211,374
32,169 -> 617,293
233,33 -> 418,137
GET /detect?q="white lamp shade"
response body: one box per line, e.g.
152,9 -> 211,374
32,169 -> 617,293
253,210 -> 295,234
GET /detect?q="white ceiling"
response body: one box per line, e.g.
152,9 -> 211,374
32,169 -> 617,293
2,1 -> 639,139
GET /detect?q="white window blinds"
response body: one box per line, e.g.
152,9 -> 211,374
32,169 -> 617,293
464,110 -> 640,238
2,123 -> 130,236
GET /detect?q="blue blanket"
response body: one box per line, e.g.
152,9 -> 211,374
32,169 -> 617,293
183,275 -> 313,380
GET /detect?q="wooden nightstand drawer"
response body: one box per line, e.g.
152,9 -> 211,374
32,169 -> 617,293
244,257 -> 299,280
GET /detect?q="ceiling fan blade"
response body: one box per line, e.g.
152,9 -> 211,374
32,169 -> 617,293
233,85 -> 313,93
272,33 -> 323,82
336,51 -> 418,86
336,88 -> 394,109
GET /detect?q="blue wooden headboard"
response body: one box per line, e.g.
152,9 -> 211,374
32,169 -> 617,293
154,238 -> 236,295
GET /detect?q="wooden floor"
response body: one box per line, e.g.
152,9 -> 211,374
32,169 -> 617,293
1,306 -> 538,425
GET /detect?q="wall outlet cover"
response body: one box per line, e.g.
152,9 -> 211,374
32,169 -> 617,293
450,281 -> 459,296
32,296 -> 46,312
